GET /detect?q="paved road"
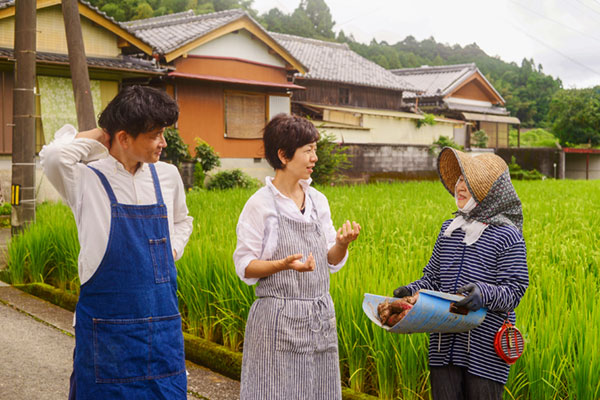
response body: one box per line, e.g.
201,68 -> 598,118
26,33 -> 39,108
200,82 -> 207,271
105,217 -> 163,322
0,282 -> 241,400
0,296 -> 72,400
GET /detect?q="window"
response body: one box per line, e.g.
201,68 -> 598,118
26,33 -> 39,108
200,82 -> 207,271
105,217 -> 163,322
339,87 -> 350,104
268,95 -> 290,120
224,92 -> 266,139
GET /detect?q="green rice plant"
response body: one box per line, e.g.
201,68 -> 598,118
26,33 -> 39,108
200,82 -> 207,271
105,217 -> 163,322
176,188 -> 255,349
6,202 -> 79,289
6,180 -> 600,399
6,232 -> 28,284
23,225 -> 52,283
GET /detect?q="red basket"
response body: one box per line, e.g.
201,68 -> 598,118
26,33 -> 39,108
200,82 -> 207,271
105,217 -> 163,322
494,320 -> 524,365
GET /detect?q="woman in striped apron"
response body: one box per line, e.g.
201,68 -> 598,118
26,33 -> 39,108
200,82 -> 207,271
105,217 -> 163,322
393,147 -> 529,400
234,114 -> 361,399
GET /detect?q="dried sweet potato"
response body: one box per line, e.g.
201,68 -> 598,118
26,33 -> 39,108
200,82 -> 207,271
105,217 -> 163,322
378,300 -> 391,325
390,299 -> 413,313
378,293 -> 419,327
385,312 -> 400,327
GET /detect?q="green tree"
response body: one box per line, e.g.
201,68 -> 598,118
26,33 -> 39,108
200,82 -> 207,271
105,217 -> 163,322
99,3 -> 128,21
260,8 -> 288,32
258,0 -> 335,40
312,131 -> 351,185
88,0 -> 256,21
134,2 -> 154,19
303,0 -> 335,39
547,87 -> 600,146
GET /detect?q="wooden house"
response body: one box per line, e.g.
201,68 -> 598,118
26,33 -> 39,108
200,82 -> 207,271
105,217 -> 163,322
120,9 -> 306,176
0,0 -> 162,155
391,63 -> 520,149
269,33 -> 464,145
270,32 -> 415,112
0,0 -> 164,201
268,33 -> 467,182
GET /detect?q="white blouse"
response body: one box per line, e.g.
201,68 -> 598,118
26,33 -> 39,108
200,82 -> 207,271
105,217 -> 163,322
233,177 -> 348,285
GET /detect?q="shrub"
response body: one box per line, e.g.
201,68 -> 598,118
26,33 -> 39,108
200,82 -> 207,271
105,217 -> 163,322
509,128 -> 559,148
161,127 -> 191,168
206,169 -> 261,190
429,135 -> 463,155
193,139 -> 221,188
472,130 -> 488,148
414,113 -> 437,128
0,203 -> 10,227
0,203 -> 11,215
312,131 -> 352,185
508,156 -> 545,180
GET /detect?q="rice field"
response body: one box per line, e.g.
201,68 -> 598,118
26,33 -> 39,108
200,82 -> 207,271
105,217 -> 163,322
6,180 -> 600,399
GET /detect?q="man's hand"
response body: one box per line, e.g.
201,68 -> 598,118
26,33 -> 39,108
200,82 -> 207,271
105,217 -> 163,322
336,220 -> 361,247
278,253 -> 315,273
455,283 -> 483,311
76,128 -> 111,150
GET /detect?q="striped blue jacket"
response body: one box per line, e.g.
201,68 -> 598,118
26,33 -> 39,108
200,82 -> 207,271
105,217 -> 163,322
406,219 -> 529,384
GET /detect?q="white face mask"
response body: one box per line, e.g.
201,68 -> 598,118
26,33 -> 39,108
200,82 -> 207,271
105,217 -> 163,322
456,196 -> 477,214
454,176 -> 477,213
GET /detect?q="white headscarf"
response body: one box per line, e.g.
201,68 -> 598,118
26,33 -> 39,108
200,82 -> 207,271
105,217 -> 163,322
443,182 -> 488,245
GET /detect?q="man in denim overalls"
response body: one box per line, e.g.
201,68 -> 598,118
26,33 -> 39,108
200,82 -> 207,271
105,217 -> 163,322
41,85 -> 193,399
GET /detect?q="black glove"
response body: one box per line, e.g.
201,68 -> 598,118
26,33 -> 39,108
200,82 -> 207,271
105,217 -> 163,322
455,283 -> 483,311
393,286 -> 411,298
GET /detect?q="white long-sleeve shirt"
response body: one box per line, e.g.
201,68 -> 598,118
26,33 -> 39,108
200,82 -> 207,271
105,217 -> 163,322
233,177 -> 348,285
40,125 -> 193,285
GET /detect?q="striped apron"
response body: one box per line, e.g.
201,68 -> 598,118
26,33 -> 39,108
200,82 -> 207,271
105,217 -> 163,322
240,190 -> 341,399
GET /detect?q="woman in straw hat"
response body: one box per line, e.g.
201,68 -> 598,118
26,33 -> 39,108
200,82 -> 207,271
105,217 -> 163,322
393,147 -> 529,399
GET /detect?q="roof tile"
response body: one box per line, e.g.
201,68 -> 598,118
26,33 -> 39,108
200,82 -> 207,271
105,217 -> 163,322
120,9 -> 249,55
391,63 -> 477,97
270,32 -> 416,91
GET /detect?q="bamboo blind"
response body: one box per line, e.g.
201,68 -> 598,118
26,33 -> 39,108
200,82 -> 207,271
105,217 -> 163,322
225,92 -> 266,139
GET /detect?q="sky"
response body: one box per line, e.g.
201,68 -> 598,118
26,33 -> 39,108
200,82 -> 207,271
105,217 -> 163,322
251,0 -> 600,89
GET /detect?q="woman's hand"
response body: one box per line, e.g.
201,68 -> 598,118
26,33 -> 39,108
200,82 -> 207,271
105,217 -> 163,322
279,253 -> 316,272
328,220 -> 361,265
336,220 -> 361,246
245,254 -> 315,279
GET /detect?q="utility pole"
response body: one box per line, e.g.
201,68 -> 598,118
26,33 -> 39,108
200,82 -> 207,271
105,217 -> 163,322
62,0 -> 96,130
11,0 -> 37,234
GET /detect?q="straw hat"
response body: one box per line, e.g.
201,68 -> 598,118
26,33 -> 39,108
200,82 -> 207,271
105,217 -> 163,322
437,147 -> 508,203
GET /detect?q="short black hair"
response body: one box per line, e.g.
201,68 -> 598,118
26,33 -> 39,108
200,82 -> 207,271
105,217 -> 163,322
98,85 -> 179,138
263,114 -> 319,170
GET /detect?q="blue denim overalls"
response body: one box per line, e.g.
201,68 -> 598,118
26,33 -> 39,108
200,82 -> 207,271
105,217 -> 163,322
69,164 -> 186,399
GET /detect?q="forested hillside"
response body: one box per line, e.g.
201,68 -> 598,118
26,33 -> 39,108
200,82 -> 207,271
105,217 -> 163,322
89,0 -> 564,128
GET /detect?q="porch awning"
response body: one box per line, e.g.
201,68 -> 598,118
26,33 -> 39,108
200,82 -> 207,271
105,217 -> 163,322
462,112 -> 520,125
168,72 -> 305,90
563,147 -> 600,154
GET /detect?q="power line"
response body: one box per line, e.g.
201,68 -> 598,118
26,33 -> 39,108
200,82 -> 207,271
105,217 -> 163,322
274,0 -> 293,13
337,6 -> 387,28
509,0 -> 600,44
507,19 -> 600,76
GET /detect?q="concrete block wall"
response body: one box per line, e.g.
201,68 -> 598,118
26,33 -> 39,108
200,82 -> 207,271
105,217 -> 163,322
344,144 -> 438,182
